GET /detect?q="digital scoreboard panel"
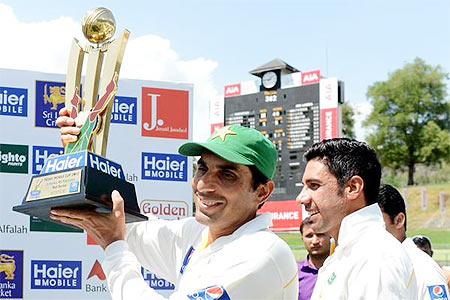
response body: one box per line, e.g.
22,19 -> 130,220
224,84 -> 321,201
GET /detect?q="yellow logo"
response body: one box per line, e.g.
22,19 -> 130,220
44,84 -> 66,110
211,125 -> 237,142
0,254 -> 16,280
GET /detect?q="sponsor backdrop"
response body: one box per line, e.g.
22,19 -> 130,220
0,68 -> 193,299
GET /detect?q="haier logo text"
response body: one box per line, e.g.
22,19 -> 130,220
31,260 -> 81,289
35,80 -> 66,128
0,86 -> 27,117
141,152 -> 187,182
141,87 -> 189,139
111,96 -> 137,124
32,146 -> 64,174
41,152 -> 124,179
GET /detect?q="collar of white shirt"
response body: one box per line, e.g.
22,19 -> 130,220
338,203 -> 385,248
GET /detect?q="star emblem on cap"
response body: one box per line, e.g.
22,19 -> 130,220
211,125 -> 237,142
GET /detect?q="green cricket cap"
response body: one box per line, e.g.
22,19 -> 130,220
178,125 -> 277,179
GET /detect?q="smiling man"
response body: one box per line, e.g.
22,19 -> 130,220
296,138 -> 417,300
53,116 -> 298,300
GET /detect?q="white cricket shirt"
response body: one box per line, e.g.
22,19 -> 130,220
403,237 -> 449,300
102,214 -> 298,300
311,204 -> 418,300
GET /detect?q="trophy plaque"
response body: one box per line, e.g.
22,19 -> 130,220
13,8 -> 147,226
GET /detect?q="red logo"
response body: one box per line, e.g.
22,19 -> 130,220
301,70 -> 321,85
320,108 -> 338,140
87,260 -> 106,281
224,84 -> 241,98
141,87 -> 189,139
258,200 -> 302,232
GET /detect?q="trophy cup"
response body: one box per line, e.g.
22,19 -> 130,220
13,8 -> 147,226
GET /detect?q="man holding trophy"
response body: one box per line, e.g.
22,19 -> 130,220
52,7 -> 298,300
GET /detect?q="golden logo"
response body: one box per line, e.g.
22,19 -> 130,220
44,84 -> 66,110
0,254 -> 16,280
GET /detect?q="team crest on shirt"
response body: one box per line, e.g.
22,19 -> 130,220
327,272 -> 336,285
428,285 -> 448,300
187,285 -> 231,300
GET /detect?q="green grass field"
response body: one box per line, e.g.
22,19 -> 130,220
276,182 -> 450,266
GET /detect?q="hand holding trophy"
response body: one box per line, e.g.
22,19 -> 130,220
13,8 -> 147,227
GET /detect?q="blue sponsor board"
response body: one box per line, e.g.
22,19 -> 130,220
32,145 -> 64,175
111,96 -> 137,124
31,260 -> 82,290
141,268 -> 174,290
0,250 -> 23,299
35,80 -> 66,128
41,151 -> 125,180
141,152 -> 187,182
0,86 -> 28,117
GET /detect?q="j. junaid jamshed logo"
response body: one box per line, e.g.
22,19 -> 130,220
141,87 -> 189,139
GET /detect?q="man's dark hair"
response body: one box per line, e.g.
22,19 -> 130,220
249,165 -> 270,209
304,138 -> 381,205
412,235 -> 433,257
377,184 -> 407,231
249,165 -> 269,191
299,216 -> 313,234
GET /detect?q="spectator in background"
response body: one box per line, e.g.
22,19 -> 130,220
378,184 -> 449,300
413,235 -> 434,257
298,217 -> 330,300
413,235 -> 450,291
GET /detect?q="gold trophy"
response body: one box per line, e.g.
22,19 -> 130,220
14,8 -> 147,226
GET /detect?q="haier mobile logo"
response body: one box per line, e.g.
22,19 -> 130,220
111,96 -> 137,124
32,145 -> 64,174
0,250 -> 24,299
141,268 -> 174,290
0,144 -> 28,174
31,260 -> 81,289
35,80 -> 66,128
141,152 -> 187,182
141,87 -> 189,139
0,86 -> 28,117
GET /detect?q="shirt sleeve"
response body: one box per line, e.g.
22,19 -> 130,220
221,240 -> 298,300
101,218 -> 204,300
102,240 -> 170,300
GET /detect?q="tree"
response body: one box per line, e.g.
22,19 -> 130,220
364,58 -> 450,185
341,102 -> 356,139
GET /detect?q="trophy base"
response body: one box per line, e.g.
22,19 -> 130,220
13,166 -> 147,229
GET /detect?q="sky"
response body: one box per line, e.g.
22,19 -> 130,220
1,0 -> 449,141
